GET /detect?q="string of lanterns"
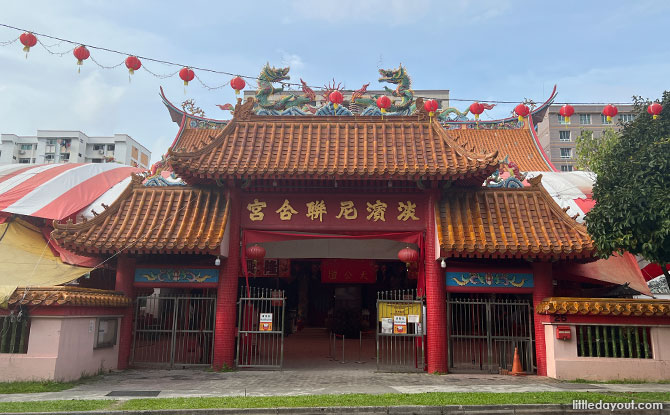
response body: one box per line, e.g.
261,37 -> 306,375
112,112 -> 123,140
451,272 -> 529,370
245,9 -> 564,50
12,29 -> 662,121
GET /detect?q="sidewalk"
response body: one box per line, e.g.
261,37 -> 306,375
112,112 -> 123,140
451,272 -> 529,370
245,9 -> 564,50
1,368 -> 668,402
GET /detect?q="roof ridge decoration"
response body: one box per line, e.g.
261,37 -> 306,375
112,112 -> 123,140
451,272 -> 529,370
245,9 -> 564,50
536,297 -> 670,317
9,286 -> 131,307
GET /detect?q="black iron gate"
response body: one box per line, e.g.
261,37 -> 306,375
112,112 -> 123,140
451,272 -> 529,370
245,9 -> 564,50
376,289 -> 425,372
236,287 -> 285,370
447,294 -> 535,373
131,295 -> 215,368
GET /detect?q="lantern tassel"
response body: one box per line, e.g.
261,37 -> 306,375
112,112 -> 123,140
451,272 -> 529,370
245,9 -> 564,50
653,115 -> 658,120
607,116 -> 612,122
566,116 -> 571,124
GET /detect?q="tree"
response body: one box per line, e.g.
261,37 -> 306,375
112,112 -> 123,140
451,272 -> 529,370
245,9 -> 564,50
575,128 -> 619,172
581,92 -> 670,282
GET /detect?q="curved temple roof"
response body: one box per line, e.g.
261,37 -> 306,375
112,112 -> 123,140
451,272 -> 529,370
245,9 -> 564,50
51,175 -> 230,255
168,98 -> 499,183
437,175 -> 594,260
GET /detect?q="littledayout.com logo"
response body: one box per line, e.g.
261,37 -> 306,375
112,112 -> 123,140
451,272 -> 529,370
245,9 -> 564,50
573,399 -> 664,411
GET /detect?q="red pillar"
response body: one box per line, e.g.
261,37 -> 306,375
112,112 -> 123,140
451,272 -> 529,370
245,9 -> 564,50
213,188 -> 241,370
115,255 -> 136,370
532,261 -> 553,376
425,190 -> 447,373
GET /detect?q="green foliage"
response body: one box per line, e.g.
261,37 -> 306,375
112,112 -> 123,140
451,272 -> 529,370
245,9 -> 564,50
575,128 -> 620,172
585,92 -> 670,266
0,399 -> 111,413
0,380 -> 75,394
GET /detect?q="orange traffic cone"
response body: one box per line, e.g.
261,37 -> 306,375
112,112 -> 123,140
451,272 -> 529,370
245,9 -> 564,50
510,347 -> 525,375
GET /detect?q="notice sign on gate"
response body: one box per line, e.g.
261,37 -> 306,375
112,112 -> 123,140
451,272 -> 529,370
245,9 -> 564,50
259,313 -> 273,331
393,316 -> 407,334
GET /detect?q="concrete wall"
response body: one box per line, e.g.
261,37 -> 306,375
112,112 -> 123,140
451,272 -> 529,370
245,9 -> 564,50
544,323 -> 670,381
0,316 -> 120,381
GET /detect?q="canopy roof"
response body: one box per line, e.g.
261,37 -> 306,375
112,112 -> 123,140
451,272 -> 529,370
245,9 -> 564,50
51,175 -> 230,255
437,175 -> 594,260
168,99 -> 499,183
0,163 -> 141,220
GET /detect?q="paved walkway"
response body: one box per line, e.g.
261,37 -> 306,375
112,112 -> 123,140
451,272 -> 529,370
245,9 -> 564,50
1,368 -> 669,402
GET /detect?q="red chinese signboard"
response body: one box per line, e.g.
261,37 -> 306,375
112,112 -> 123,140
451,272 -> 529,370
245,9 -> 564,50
321,259 -> 377,284
241,194 -> 427,231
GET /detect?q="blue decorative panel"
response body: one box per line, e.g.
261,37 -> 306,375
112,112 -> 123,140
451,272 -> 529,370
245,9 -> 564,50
135,268 -> 219,283
446,272 -> 533,288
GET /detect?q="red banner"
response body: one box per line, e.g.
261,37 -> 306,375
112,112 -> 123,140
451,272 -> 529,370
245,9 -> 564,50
241,193 -> 427,231
321,259 -> 377,284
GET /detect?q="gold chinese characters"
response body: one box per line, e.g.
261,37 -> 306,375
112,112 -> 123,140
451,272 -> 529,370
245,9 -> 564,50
247,199 -> 420,222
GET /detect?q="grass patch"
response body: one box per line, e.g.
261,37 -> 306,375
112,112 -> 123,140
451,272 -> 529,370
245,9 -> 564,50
119,392 -> 670,411
0,381 -> 76,394
0,399 -> 112,413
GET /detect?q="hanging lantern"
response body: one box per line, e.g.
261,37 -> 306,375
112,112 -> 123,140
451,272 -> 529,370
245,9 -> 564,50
424,99 -> 439,119
469,102 -> 485,121
514,103 -> 530,122
19,32 -> 37,57
377,95 -> 391,114
179,67 -> 195,86
602,104 -> 618,122
329,90 -> 344,110
647,102 -> 663,120
73,45 -> 90,72
230,76 -> 246,95
246,244 -> 266,269
397,246 -> 419,271
125,56 -> 141,75
559,104 -> 575,124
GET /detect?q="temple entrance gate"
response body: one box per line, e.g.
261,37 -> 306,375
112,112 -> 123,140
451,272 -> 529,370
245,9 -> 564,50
376,289 -> 425,372
236,287 -> 285,370
447,294 -> 535,373
131,294 -> 216,368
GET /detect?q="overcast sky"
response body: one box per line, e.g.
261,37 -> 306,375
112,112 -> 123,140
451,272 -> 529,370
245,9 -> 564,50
1,0 -> 668,163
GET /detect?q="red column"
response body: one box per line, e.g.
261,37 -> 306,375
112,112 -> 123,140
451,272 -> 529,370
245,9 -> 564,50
115,255 -> 136,370
213,188 -> 241,370
532,261 -> 553,376
425,190 -> 447,373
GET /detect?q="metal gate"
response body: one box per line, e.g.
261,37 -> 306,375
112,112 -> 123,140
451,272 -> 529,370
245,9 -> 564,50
131,295 -> 215,368
236,287 -> 285,370
376,289 -> 425,372
447,294 -> 535,373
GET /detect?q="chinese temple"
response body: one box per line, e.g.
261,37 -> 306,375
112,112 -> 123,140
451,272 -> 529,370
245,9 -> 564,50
44,64 -> 670,380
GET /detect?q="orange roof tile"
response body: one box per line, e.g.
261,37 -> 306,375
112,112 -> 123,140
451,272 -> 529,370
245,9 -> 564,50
175,128 -> 220,153
536,297 -> 670,317
437,175 -> 594,260
169,99 -> 499,182
52,175 -> 229,255
447,128 -> 553,172
9,286 -> 130,307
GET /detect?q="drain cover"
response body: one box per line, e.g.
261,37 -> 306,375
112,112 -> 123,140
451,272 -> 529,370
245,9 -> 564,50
106,390 -> 161,397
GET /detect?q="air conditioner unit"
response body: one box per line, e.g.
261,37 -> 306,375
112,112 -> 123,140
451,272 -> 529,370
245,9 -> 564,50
98,149 -> 105,154
18,150 -> 25,155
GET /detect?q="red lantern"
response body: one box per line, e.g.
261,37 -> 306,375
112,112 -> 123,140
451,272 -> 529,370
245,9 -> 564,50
179,67 -> 195,86
377,95 -> 391,114
398,246 -> 419,270
602,104 -> 618,122
230,76 -> 246,95
559,104 -> 575,124
647,102 -> 663,120
246,244 -> 266,261
514,103 -> 530,122
424,99 -> 439,118
19,32 -> 37,56
73,45 -> 90,72
329,90 -> 344,110
125,56 -> 141,75
469,102 -> 485,120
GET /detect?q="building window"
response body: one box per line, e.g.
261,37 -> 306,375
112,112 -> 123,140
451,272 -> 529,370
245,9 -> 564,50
93,144 -> 105,151
19,144 -> 33,151
44,154 -> 55,161
91,158 -> 103,163
560,148 -> 572,159
107,144 -> 115,151
131,146 -> 139,160
0,315 -> 30,354
60,153 -> 70,161
601,114 -> 613,124
46,139 -> 56,145
559,131 -> 571,142
620,113 -> 635,123
561,165 -> 573,172
579,114 -> 591,125
95,318 -> 118,349
557,115 -> 568,124
577,325 -> 653,358
140,153 -> 149,167
18,158 -> 31,164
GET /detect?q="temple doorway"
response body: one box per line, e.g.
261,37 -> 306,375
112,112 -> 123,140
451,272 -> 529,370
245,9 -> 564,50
447,293 -> 535,374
